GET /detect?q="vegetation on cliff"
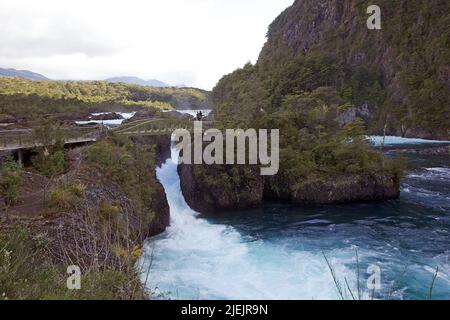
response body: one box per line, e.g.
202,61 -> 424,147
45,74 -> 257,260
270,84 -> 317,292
0,130 -> 170,299
0,157 -> 22,220
192,80 -> 406,211
178,0 -> 434,212
255,0 -> 449,138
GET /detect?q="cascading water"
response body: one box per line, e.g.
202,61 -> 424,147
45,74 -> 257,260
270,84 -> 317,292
140,137 -> 450,300
140,142 -> 356,300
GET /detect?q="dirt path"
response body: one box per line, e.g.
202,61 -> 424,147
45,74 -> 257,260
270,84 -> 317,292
4,148 -> 83,219
7,171 -> 50,218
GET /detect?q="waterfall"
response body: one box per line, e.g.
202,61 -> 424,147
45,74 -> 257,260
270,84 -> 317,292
139,142 -> 352,300
135,137 -> 450,300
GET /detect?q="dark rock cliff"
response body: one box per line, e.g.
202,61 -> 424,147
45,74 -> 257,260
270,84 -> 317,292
147,179 -> 170,237
131,135 -> 172,167
131,135 -> 172,235
178,164 -> 264,213
282,174 -> 399,205
178,163 -> 399,214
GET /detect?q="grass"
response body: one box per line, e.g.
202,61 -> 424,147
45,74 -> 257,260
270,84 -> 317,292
48,182 -> 86,210
429,267 -> 439,300
0,219 -> 150,300
0,126 -> 165,300
323,249 -> 441,300
0,228 -> 62,299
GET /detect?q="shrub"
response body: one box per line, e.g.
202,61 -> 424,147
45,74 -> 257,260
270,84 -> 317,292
32,150 -> 66,177
0,228 -> 61,300
99,200 -> 121,222
48,182 -> 85,210
0,228 -> 147,300
0,157 -> 22,219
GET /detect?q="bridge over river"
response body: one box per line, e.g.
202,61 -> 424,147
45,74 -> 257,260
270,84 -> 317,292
112,118 -> 213,136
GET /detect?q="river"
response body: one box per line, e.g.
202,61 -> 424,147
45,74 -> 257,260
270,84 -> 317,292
140,137 -> 450,300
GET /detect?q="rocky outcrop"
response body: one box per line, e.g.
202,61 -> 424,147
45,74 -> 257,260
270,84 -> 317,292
81,177 -> 170,241
74,147 -> 169,240
394,146 -> 450,156
53,111 -> 91,122
398,128 -> 449,141
337,104 -> 371,127
162,110 -> 194,121
147,180 -> 170,237
125,109 -> 160,123
178,163 -> 400,214
0,113 -> 17,123
89,112 -> 124,121
288,175 -> 399,205
131,135 -> 172,167
129,136 -> 171,235
178,164 -> 264,213
83,181 -> 168,239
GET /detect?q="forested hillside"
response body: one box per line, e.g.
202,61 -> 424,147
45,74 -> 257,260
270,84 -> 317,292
0,78 -> 211,118
176,0 -> 432,212
214,0 -> 449,139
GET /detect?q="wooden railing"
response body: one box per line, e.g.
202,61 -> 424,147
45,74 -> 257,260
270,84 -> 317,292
0,127 -> 100,151
0,119 -> 213,151
113,118 -> 213,136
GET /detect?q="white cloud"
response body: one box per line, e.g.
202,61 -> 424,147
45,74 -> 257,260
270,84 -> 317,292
0,0 -> 293,89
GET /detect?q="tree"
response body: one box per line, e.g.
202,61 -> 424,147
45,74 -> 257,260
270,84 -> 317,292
31,118 -> 67,178
0,157 -> 22,221
31,117 -> 64,151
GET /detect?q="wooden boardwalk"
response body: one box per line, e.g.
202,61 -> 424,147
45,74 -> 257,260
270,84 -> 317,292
0,118 -> 210,151
0,127 -> 100,151
112,118 -> 213,136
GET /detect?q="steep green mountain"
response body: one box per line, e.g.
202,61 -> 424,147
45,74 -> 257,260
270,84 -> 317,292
177,0 -> 436,213
213,0 -> 449,139
0,67 -> 49,81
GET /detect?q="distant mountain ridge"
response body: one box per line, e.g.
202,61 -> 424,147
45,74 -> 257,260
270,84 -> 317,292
1,67 -> 189,89
0,67 -> 49,80
105,76 -> 169,87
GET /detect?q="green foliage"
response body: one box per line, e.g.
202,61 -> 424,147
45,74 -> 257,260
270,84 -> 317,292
218,0 -> 449,135
48,269 -> 141,300
99,200 -> 121,222
340,118 -> 366,139
0,228 -> 60,300
0,78 -> 211,118
30,118 -> 67,177
32,150 -> 66,178
215,76 -> 405,184
48,182 -> 85,210
85,139 -> 134,187
97,199 -> 126,237
210,0 -> 450,188
31,117 -> 65,147
0,228 -> 145,300
84,137 -> 158,221
0,157 -> 22,208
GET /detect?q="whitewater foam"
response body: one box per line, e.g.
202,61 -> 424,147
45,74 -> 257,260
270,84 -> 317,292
368,136 -> 450,147
140,143 -> 362,300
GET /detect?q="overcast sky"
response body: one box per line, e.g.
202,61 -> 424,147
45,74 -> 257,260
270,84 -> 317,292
0,0 -> 293,89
